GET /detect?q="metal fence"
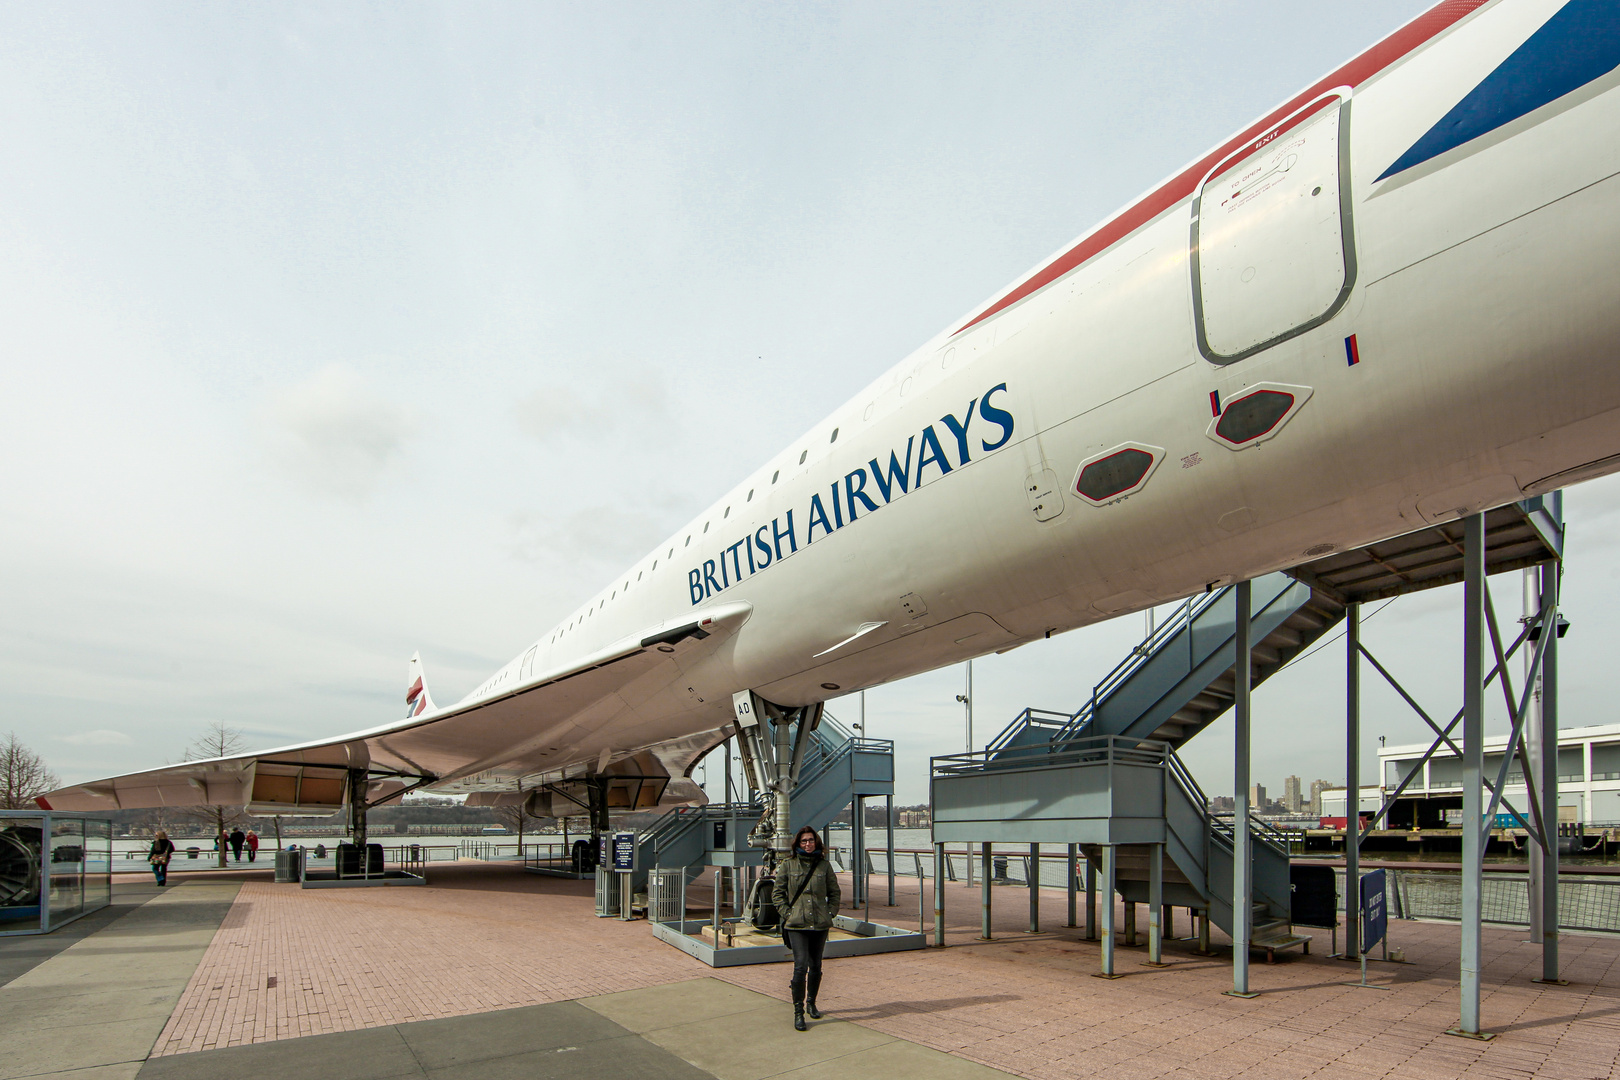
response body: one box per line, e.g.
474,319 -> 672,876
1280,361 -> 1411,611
648,868 -> 686,925
856,848 -> 1620,934
1356,870 -> 1620,933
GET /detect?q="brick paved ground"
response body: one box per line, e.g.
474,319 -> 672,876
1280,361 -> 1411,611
152,864 -> 1620,1079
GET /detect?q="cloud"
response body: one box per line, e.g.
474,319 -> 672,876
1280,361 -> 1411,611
507,500 -> 687,569
63,729 -> 134,746
511,366 -> 672,442
265,366 -> 417,500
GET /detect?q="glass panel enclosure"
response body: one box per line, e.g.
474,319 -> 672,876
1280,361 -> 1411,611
0,815 -> 44,933
82,818 -> 112,913
0,812 -> 111,935
49,816 -> 85,925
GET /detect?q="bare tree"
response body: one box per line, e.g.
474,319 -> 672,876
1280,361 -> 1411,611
0,732 -> 59,810
174,722 -> 248,869
491,792 -> 540,856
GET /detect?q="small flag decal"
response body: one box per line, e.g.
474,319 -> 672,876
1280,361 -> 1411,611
1345,334 -> 1361,366
1209,390 -> 1221,416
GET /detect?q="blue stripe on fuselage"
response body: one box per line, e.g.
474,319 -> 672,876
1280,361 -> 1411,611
1378,0 -> 1620,181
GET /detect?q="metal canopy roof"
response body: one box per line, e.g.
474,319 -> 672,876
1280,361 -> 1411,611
1285,495 -> 1563,605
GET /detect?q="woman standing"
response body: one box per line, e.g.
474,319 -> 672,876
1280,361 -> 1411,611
148,830 -> 175,886
772,825 -> 840,1031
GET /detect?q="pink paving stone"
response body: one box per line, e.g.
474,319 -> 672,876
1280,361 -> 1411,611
150,864 -> 1620,1079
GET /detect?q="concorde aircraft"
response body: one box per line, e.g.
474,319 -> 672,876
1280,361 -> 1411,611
39,0 -> 1620,829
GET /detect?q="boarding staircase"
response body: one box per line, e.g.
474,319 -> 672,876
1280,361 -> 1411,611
934,571 -> 1345,952
631,714 -> 892,889
934,500 -> 1567,953
988,572 -> 1345,755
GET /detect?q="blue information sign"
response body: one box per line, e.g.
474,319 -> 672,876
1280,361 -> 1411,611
611,832 -> 637,872
1360,868 -> 1387,951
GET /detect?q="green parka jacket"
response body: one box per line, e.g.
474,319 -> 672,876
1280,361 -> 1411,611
771,850 -> 841,931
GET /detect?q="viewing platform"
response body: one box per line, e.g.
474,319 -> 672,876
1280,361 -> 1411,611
3,860 -> 1618,1080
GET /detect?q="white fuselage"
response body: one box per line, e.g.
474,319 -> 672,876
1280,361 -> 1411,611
448,0 -> 1620,791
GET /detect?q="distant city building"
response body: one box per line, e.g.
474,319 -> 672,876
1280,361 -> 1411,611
1376,722 -> 1620,825
1210,795 -> 1234,812
1309,780 -> 1335,816
1249,783 -> 1266,809
1283,776 -> 1302,813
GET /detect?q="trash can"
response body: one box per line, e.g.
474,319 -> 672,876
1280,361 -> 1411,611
185,847 -> 200,860
274,849 -> 303,883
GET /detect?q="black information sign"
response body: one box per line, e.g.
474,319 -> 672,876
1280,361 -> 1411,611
1360,868 -> 1387,950
611,831 -> 636,872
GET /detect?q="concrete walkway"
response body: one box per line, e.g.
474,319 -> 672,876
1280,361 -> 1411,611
132,979 -> 1011,1080
0,879 -> 241,1080
9,866 -> 1620,1079
1,875 -> 1013,1080
583,977 -> 1013,1080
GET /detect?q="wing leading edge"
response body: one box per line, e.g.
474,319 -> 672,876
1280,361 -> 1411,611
37,604 -> 752,814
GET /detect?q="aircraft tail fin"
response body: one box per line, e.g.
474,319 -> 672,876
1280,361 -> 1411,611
405,652 -> 437,718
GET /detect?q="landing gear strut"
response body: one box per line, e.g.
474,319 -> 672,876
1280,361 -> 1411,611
731,691 -> 823,933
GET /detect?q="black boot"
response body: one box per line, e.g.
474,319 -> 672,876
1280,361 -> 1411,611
805,998 -> 821,1020
806,971 -> 822,1018
793,1005 -> 807,1032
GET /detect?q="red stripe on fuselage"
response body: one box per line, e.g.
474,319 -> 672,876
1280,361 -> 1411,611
952,0 -> 1489,337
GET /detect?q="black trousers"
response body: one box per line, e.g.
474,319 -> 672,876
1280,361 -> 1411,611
785,929 -> 828,1005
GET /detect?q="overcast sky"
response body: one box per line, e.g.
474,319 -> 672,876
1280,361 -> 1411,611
6,1 -> 1615,807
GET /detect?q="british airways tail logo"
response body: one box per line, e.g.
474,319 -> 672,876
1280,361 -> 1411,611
687,382 -> 1014,605
1379,1 -> 1620,181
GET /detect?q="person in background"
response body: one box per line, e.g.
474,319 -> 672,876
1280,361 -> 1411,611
245,830 -> 260,862
148,830 -> 175,886
228,827 -> 246,862
772,825 -> 840,1031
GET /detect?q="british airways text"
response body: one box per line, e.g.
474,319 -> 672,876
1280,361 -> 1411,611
686,382 -> 1014,605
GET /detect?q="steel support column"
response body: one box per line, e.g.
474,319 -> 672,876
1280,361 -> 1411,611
1525,570 -> 1544,944
980,842 -> 993,940
934,842 -> 946,947
1229,579 -> 1256,997
1452,512 -> 1492,1039
1538,562 -> 1563,984
1345,600 -> 1361,960
1085,855 -> 1097,940
886,794 -> 895,906
852,796 -> 864,907
1028,843 -> 1040,933
1067,843 -> 1078,928
1097,845 -> 1119,978
1148,843 -> 1164,965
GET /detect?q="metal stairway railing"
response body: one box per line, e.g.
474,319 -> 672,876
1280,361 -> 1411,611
989,571 -> 1335,757
1057,591 -> 1224,742
1142,749 -> 1294,937
635,711 -> 892,876
971,572 -> 1327,942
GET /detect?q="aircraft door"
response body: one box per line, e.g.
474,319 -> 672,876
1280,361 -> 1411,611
1192,92 -> 1355,363
520,647 -> 537,681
